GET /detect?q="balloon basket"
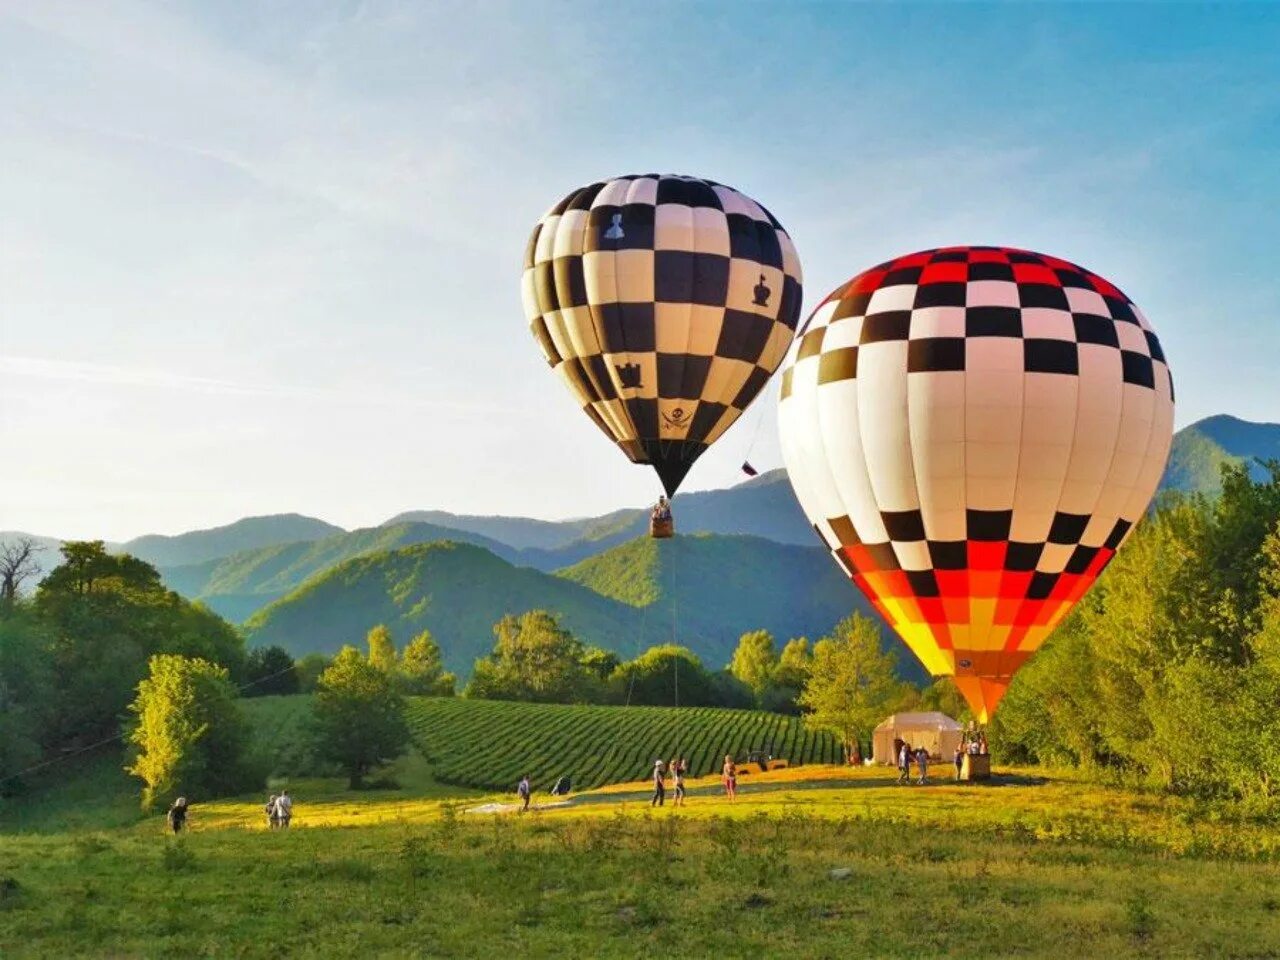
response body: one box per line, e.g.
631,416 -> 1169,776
960,754 -> 991,782
650,517 -> 674,539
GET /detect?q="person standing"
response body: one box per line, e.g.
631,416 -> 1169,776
265,793 -> 279,829
722,755 -> 737,801
651,759 -> 667,807
897,743 -> 911,784
671,758 -> 686,807
915,747 -> 929,786
953,744 -> 964,782
274,790 -> 293,828
166,797 -> 189,834
517,774 -> 531,812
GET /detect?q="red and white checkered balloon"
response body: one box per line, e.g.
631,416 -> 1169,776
778,247 -> 1174,721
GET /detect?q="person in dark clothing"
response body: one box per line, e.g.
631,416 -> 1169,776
167,797 -> 189,834
651,759 -> 667,807
954,744 -> 965,781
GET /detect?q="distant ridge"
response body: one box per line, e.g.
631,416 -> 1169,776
121,513 -> 345,568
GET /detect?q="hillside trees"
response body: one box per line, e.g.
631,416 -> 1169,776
0,607 -> 54,794
126,654 -> 251,811
608,644 -> 717,707
243,645 -> 299,697
367,624 -> 397,673
465,610 -> 602,703
798,614 -> 908,762
730,630 -> 776,701
312,646 -> 410,788
31,541 -> 244,745
399,630 -> 456,696
0,537 -> 42,605
995,462 -> 1280,802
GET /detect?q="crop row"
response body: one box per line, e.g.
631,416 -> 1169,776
404,697 -> 840,792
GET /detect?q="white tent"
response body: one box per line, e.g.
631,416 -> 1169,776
872,712 -> 963,764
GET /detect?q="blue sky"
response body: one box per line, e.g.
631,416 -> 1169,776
2,1 -> 1277,540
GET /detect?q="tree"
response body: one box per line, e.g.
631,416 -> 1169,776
464,611 -> 597,703
608,645 -> 717,707
0,607 -> 54,795
35,541 -> 244,743
729,629 -> 777,704
295,653 -> 331,693
398,630 -> 456,696
367,625 -> 397,674
774,637 -> 813,689
126,654 -> 250,811
311,646 -> 410,788
0,538 -> 42,606
798,615 -> 907,762
243,646 -> 299,697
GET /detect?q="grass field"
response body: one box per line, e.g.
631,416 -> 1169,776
4,698 -> 1280,957
408,696 -> 840,791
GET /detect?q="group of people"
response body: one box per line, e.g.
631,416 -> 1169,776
651,756 -> 688,807
897,730 -> 990,785
896,743 -> 932,785
651,497 -> 672,523
264,790 -> 294,828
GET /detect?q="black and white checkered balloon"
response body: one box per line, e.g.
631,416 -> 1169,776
522,175 -> 803,495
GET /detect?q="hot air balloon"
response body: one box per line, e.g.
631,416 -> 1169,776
777,246 -> 1174,722
522,175 -> 803,498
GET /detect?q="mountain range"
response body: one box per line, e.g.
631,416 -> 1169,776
6,414 -> 1278,674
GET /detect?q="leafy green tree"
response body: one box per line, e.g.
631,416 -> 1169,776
580,645 -> 621,681
312,646 -> 410,788
730,629 -> 777,703
0,606 -> 54,795
774,637 -> 813,689
295,653 -> 331,693
126,654 -> 250,811
35,541 -> 244,743
398,630 -> 456,696
608,644 -> 717,707
464,611 -> 598,703
798,615 -> 907,762
242,646 -> 299,697
367,624 -> 397,674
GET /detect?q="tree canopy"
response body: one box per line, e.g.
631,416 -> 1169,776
797,614 -> 908,761
311,646 -> 410,788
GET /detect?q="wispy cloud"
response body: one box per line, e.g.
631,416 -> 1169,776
1,355 -> 525,417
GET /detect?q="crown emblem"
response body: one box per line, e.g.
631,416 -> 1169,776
752,273 -> 772,307
616,362 -> 642,389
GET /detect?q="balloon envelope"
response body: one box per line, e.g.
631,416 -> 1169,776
522,174 -> 803,496
777,246 -> 1174,721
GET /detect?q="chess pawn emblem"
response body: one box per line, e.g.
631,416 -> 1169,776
752,273 -> 771,307
604,213 -> 625,241
616,362 -> 642,389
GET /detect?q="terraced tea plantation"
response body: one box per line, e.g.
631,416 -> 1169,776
407,697 -> 840,791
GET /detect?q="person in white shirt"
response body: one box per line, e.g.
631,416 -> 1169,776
273,790 -> 293,828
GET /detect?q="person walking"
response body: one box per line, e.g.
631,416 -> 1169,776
274,790 -> 293,828
166,796 -> 189,834
517,774 -> 531,812
915,746 -> 929,786
722,755 -> 737,801
953,744 -> 965,781
265,793 -> 279,829
897,743 -> 911,784
651,759 -> 667,807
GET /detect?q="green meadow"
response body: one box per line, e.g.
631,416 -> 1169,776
3,699 -> 1279,959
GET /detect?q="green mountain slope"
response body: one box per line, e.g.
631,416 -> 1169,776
240,534 -> 881,680
242,541 -> 664,673
122,513 -> 344,567
159,522 -> 519,621
1160,414 -> 1280,495
555,533 -> 904,677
